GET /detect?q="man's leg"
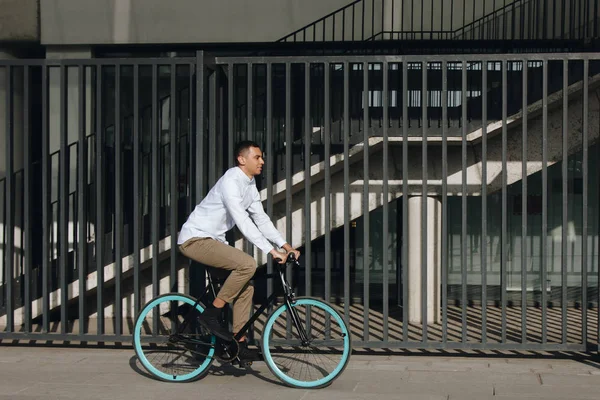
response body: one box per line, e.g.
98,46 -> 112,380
231,283 -> 254,339
179,238 -> 256,339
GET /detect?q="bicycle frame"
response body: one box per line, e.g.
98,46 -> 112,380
176,258 -> 310,346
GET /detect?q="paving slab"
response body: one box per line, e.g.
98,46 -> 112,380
0,346 -> 599,400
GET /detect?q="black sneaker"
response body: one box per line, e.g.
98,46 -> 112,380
237,341 -> 263,362
197,307 -> 232,341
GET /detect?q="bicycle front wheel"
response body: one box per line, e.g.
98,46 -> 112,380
261,297 -> 352,388
133,293 -> 216,382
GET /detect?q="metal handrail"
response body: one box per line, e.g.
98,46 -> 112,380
279,0 -> 597,43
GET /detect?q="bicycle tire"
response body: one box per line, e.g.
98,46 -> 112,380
261,296 -> 352,388
133,293 -> 216,382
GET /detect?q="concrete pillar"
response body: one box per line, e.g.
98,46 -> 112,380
407,196 -> 442,325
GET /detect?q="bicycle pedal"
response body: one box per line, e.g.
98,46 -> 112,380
238,360 -> 253,368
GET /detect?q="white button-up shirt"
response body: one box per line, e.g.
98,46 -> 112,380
177,166 -> 286,254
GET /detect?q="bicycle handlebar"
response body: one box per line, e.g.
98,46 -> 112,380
274,252 -> 300,266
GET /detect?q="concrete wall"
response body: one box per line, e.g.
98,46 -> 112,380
40,0 -> 353,45
0,0 -> 39,42
3,0 -> 595,46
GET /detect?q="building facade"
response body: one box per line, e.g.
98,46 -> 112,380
1,0 -> 599,351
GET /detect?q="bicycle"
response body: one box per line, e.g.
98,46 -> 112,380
132,253 -> 352,388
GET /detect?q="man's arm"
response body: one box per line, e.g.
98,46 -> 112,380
246,192 -> 287,248
221,181 -> 276,254
247,191 -> 300,260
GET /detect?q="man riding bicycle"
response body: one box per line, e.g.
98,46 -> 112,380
177,140 -> 300,362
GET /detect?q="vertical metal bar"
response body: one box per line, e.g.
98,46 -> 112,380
362,0 -> 365,40
324,62 -> 332,338
561,0 -> 566,39
594,0 -> 599,37
247,63 -> 253,141
541,60 -> 548,344
77,65 -> 86,335
501,60 -> 508,343
578,0 -> 583,38
450,0 -> 453,32
482,61 -> 488,346
186,62 -> 194,298
362,61 -> 370,342
462,0 -> 466,35
342,9 -> 346,41
421,60 -> 428,343
352,5 -> 356,41
285,62 -> 293,337
381,0 -> 385,39
423,0 -> 426,38
382,61 -> 389,342
209,70 -> 217,187
41,64 -> 50,333
371,0 -> 375,39
343,61 -> 350,325
521,60 -> 528,344
95,65 -> 104,335
441,60 -> 448,344
332,15 -> 336,41
471,0 -> 476,39
196,51 -> 206,206
432,0 -> 435,39
402,60 -> 408,343
537,0 -> 541,39
133,64 -> 140,315
114,64 -> 122,335
461,61 -> 467,344
302,62 -> 312,339
266,63 -> 274,303
228,64 -> 234,167
521,0 -> 526,39
585,0 -> 590,37
246,63 -> 254,256
552,0 -> 557,39
543,0 -> 548,38
23,66 -> 32,333
170,64 -> 178,294
528,0 -> 533,39
4,65 -> 14,332
59,64 -> 68,334
151,63 -> 159,334
561,59 -> 568,345
582,60 -> 589,348
304,63 -> 312,302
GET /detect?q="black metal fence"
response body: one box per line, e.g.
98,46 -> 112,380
0,52 -> 599,352
279,0 -> 600,42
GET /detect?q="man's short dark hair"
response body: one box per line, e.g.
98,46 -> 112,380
234,140 -> 261,165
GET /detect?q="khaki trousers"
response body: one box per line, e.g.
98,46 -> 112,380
179,237 -> 256,335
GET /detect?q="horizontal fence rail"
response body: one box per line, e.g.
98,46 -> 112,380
0,53 -> 599,353
279,0 -> 600,43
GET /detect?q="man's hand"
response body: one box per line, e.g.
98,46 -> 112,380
282,243 -> 300,261
270,249 -> 288,264
269,244 -> 300,264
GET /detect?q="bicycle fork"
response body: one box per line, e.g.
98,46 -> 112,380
285,299 -> 311,346
276,263 -> 311,346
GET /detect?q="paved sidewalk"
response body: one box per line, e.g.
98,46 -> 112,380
0,346 -> 599,399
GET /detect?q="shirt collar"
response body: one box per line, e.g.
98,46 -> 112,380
235,166 -> 254,185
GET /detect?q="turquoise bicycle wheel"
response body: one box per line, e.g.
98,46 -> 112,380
261,297 -> 352,388
133,293 -> 216,382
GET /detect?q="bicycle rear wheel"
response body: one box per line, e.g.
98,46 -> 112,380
261,297 -> 352,388
133,293 -> 216,382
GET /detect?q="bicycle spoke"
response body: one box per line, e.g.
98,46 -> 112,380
263,298 -> 351,388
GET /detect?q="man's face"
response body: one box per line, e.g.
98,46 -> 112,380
238,146 -> 264,177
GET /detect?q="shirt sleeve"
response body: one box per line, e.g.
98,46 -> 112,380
247,189 -> 287,248
221,178 -> 275,254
